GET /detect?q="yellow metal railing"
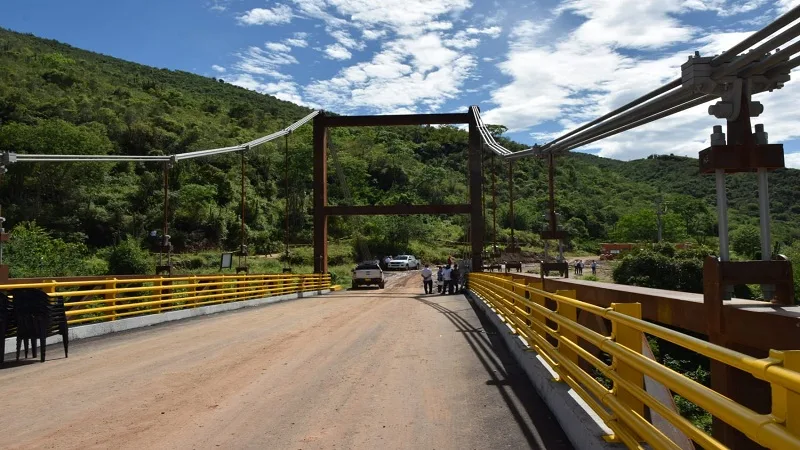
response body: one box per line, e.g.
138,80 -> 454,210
4,273 -> 331,325
468,272 -> 800,450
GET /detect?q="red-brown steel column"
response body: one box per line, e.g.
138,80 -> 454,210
313,113 -> 328,274
509,160 -> 515,250
468,110 -> 484,272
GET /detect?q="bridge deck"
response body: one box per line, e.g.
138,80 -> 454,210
0,272 -> 571,450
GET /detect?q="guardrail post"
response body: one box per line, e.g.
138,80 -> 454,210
556,290 -> 579,367
235,274 -> 242,301
43,280 -> 57,295
106,278 -> 117,320
611,302 -> 645,418
527,280 -> 546,338
155,277 -> 163,313
189,275 -> 198,307
772,350 -> 800,439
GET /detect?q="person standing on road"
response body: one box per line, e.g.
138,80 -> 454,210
450,264 -> 460,295
421,264 -> 433,294
383,255 -> 392,270
591,260 -> 597,275
436,266 -> 444,293
441,264 -> 452,295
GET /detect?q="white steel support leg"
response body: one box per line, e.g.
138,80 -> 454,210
715,169 -> 733,299
757,168 -> 775,300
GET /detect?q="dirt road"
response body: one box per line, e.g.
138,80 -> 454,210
0,272 -> 571,450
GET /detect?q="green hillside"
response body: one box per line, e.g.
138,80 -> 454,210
0,27 -> 799,278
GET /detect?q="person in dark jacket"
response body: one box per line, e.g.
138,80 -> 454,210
450,264 -> 460,294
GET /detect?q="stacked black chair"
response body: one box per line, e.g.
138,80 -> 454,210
0,292 -> 17,366
12,288 -> 68,363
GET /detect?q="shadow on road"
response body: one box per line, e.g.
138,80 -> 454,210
412,293 -> 573,450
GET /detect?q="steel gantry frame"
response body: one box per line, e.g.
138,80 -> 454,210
311,111 -> 484,274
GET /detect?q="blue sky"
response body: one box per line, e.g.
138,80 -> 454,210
2,0 -> 800,166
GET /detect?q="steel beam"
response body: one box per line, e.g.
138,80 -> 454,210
321,113 -> 469,128
313,114 -> 328,274
323,204 -> 471,216
541,276 -> 798,351
468,113 -> 484,272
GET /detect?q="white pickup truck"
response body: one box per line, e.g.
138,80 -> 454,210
351,262 -> 385,289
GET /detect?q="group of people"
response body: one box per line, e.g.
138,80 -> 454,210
420,259 -> 462,295
573,259 -> 597,276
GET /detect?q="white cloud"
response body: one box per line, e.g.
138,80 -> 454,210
681,0 -> 768,16
292,0 -> 471,35
362,29 -> 387,40
329,29 -> 364,50
208,0 -> 231,12
237,4 -> 293,25
426,21 -> 454,31
284,37 -> 308,47
283,31 -> 309,47
777,0 -> 800,14
324,43 -> 352,60
265,42 -> 292,52
465,26 -> 502,37
444,25 -> 503,49
211,64 -> 226,73
306,33 -> 474,113
558,0 -> 697,49
785,152 -> 800,169
233,46 -> 297,79
228,74 -> 311,106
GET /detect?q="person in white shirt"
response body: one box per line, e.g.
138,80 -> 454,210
440,265 -> 452,295
420,264 -> 433,294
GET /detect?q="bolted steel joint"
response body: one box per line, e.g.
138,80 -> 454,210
709,102 -> 734,119
753,123 -> 769,144
710,125 -> 727,145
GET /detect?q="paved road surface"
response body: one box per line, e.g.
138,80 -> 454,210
0,272 -> 572,450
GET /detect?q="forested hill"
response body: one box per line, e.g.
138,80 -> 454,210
1,27 -> 799,276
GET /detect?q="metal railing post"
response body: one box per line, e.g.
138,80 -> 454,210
106,278 -> 117,320
527,280 -> 547,337
556,290 -> 579,367
155,277 -> 163,314
189,275 -> 198,307
772,350 -> 800,438
611,302 -> 645,417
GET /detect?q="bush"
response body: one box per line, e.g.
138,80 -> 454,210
731,225 -> 761,259
5,222 -> 89,278
107,237 -> 151,275
612,246 -> 713,293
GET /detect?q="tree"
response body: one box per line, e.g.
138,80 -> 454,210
612,209 -> 687,242
730,225 -> 761,259
107,237 -> 151,275
667,194 -> 714,237
5,222 -> 89,277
